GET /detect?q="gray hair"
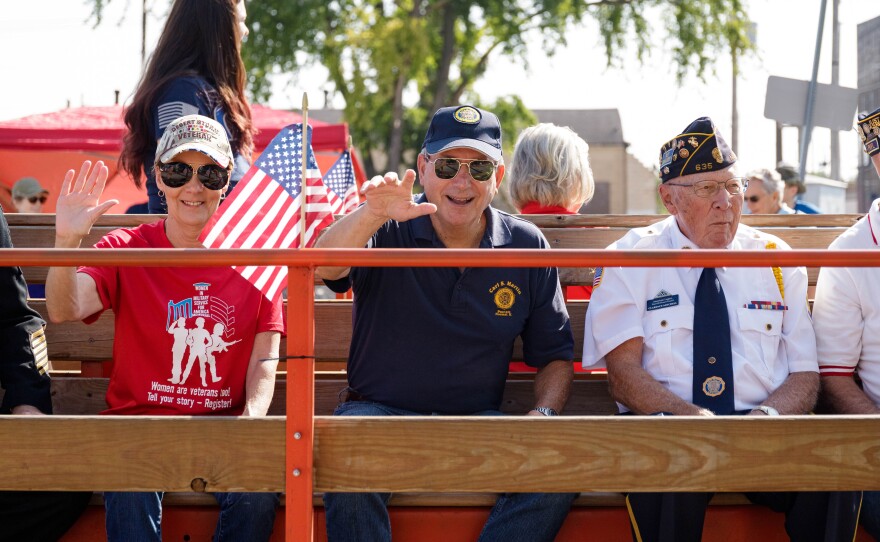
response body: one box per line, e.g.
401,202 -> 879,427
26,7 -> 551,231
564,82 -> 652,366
508,123 -> 595,210
746,168 -> 784,199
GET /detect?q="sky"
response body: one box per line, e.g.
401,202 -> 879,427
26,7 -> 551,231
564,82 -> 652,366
2,0 -> 880,181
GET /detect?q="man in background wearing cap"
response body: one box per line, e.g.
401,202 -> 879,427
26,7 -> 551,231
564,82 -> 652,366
11,177 -> 49,214
316,105 -> 576,542
777,162 -> 821,214
11,177 -> 50,298
583,117 -> 860,542
813,106 -> 880,538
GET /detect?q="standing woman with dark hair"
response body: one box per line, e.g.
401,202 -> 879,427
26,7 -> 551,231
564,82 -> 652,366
120,0 -> 253,214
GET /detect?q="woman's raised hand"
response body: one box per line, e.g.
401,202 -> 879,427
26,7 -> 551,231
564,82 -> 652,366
55,161 -> 119,245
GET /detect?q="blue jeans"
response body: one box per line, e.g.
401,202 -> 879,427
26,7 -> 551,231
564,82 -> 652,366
862,490 -> 880,539
104,491 -> 279,542
323,401 -> 577,542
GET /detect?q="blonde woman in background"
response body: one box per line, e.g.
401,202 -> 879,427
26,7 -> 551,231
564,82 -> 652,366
509,123 -> 595,300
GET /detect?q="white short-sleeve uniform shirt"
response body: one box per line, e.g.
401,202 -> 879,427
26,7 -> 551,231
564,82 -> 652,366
583,216 -> 817,412
813,198 -> 880,405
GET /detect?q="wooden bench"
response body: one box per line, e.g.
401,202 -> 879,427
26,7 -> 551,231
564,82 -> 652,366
2,213 -> 874,541
7,212 -> 861,290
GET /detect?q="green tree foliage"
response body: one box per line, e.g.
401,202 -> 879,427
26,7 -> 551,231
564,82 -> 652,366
89,0 -> 753,175
242,0 -> 752,174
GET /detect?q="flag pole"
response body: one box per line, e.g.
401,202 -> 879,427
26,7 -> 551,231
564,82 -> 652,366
300,93 -> 309,248
347,135 -> 353,153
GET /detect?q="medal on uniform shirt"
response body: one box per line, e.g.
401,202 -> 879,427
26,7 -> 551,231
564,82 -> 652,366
702,376 -> 726,397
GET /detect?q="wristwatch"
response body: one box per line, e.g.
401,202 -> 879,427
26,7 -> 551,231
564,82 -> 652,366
534,407 -> 558,416
752,405 -> 779,416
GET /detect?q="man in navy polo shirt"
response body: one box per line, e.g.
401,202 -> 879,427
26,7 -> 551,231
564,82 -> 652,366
316,105 -> 577,542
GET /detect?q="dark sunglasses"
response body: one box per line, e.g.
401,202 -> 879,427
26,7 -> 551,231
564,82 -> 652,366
158,162 -> 229,190
27,196 -> 47,204
429,156 -> 497,182
746,195 -> 761,203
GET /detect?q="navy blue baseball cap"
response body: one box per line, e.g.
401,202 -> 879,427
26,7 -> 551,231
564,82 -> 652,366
422,105 -> 503,161
658,116 -> 737,183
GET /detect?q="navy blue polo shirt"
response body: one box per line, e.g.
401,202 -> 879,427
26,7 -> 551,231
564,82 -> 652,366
325,200 -> 574,414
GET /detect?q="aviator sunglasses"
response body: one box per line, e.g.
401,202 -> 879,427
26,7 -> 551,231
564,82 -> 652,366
24,196 -> 47,204
428,156 -> 498,182
158,161 -> 229,190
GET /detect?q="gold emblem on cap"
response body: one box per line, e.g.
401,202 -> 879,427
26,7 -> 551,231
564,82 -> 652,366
703,376 -> 726,397
453,106 -> 481,124
712,147 -> 723,164
679,148 -> 690,159
688,136 -> 699,147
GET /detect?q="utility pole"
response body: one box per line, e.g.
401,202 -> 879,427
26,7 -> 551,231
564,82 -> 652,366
732,47 -> 739,152
732,23 -> 757,153
141,0 -> 148,67
830,0 -> 841,180
798,0 -> 829,183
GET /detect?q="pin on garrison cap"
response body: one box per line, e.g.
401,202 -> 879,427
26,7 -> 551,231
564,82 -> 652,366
155,114 -> 234,168
857,106 -> 880,157
422,105 -> 503,161
658,117 -> 737,183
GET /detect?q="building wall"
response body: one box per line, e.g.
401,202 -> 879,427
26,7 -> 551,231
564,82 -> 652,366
585,144 -> 626,213
626,154 -> 660,214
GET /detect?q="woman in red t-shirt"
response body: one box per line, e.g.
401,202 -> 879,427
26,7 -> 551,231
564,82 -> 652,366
46,115 -> 281,542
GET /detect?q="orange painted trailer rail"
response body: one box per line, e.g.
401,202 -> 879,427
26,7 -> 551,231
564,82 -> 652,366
3,248 -> 880,542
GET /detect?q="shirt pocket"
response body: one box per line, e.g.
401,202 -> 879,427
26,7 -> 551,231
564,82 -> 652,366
645,305 -> 692,377
736,307 -> 784,378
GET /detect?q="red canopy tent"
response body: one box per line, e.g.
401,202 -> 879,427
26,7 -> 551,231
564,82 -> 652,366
0,105 -> 365,213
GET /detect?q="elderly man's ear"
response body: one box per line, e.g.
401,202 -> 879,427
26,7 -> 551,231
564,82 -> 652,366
658,185 -> 677,215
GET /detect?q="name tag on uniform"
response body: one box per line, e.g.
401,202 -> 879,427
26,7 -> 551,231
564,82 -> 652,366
647,290 -> 679,311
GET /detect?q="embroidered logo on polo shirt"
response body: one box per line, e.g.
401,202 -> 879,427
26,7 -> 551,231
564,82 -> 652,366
489,281 -> 521,317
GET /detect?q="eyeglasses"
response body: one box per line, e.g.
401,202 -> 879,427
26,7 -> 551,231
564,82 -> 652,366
665,177 -> 749,198
158,162 -> 229,190
27,196 -> 47,205
746,195 -> 761,203
428,156 -> 498,182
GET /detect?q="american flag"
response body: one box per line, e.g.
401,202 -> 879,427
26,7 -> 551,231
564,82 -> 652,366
323,149 -> 359,214
200,123 -> 335,301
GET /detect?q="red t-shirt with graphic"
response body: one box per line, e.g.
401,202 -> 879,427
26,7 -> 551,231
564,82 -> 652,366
79,220 -> 284,415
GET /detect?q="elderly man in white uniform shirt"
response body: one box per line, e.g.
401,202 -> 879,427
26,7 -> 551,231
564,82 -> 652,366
582,117 -> 860,542
814,105 -> 880,539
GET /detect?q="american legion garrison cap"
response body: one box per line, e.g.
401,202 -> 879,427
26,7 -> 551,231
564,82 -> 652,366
857,106 -> 880,157
658,117 -> 737,183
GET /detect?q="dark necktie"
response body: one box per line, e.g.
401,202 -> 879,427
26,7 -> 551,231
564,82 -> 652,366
692,267 -> 735,415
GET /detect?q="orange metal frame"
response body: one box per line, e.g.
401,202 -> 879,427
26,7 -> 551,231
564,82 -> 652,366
4,247 -> 880,542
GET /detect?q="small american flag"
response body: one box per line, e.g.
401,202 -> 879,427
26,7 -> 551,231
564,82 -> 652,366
200,123 -> 335,301
323,149 -> 359,215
